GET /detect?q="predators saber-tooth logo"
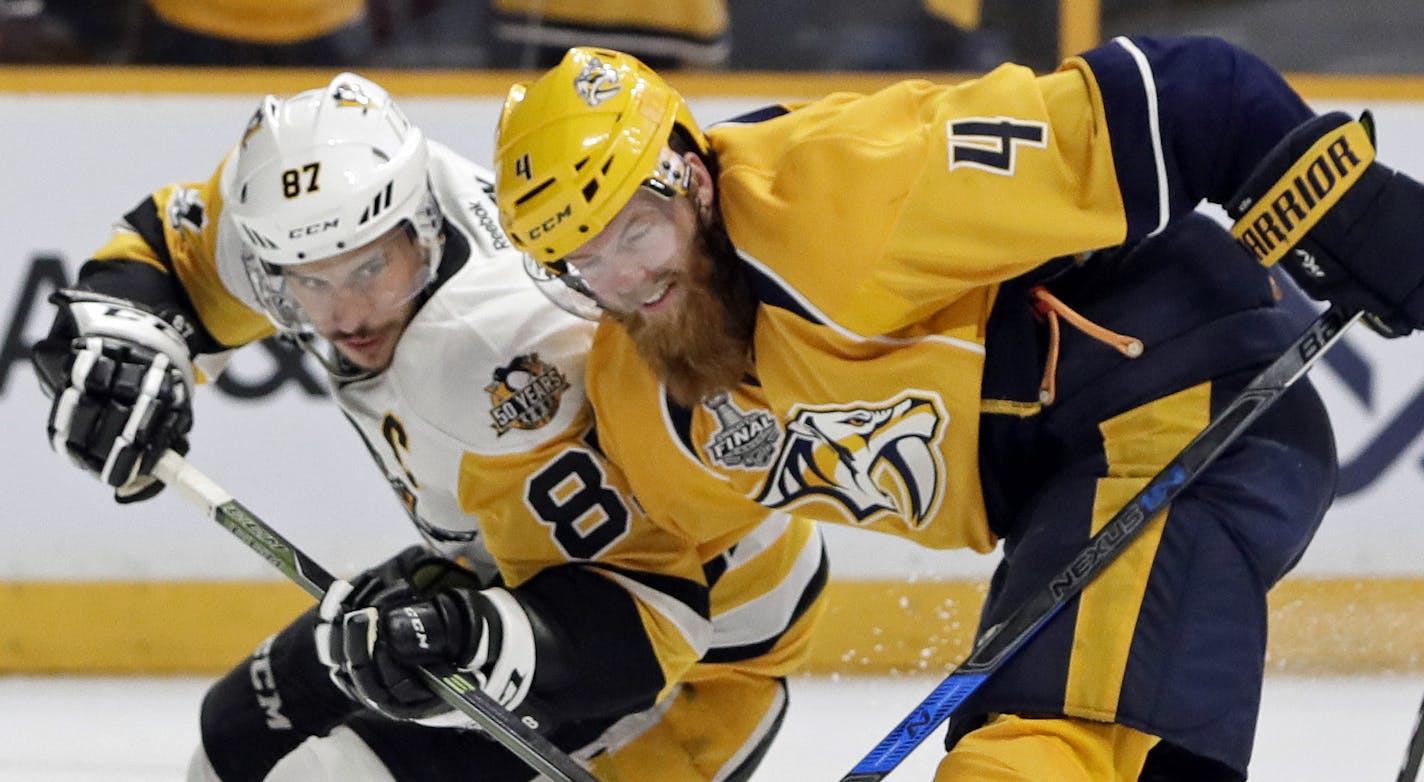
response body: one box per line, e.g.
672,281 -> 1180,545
486,354 -> 570,436
755,394 -> 947,528
573,56 -> 621,107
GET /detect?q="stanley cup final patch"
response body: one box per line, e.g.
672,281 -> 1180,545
701,392 -> 780,470
486,354 -> 571,436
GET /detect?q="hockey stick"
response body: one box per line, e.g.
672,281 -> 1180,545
841,305 -> 1360,781
150,451 -> 599,782
1399,689 -> 1424,782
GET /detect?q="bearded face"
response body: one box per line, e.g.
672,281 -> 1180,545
613,197 -> 756,407
559,160 -> 756,407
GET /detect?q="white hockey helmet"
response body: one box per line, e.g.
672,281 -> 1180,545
223,72 -> 443,337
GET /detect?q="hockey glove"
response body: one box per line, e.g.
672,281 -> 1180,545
32,289 -> 195,503
314,546 -> 543,730
1227,110 -> 1424,338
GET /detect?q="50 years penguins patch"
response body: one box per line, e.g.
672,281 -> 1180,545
486,354 -> 570,435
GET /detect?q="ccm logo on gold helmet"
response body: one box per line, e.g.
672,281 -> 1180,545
526,203 -> 573,241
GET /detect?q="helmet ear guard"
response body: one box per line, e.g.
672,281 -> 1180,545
644,146 -> 695,199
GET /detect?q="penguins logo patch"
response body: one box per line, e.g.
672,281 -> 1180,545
486,354 -> 571,435
166,187 -> 206,234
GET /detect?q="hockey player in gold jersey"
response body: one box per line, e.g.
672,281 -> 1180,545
493,42 -> 1424,780
32,73 -> 826,781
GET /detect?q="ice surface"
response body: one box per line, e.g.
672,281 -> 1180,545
1,673 -> 1419,780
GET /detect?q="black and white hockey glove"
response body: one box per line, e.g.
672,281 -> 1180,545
32,290 -> 195,503
314,546 -> 543,730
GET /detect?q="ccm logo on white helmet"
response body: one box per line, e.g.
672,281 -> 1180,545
289,218 -> 340,239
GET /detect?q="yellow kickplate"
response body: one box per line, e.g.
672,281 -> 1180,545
1,577 -> 1420,675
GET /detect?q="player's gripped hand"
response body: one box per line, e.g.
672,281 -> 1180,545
32,290 -> 195,503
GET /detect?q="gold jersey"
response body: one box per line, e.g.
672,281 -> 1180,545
587,59 -> 1129,553
580,35 -> 1324,778
586,36 -> 1309,555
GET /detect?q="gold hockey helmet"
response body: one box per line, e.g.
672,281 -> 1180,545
494,47 -> 708,270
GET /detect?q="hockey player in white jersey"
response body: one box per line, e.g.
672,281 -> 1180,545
32,73 -> 826,781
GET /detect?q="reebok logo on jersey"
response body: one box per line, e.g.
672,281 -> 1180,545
468,200 -> 511,250
755,392 -> 947,529
486,354 -> 570,435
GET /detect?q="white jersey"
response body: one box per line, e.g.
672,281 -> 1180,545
86,141 -> 828,706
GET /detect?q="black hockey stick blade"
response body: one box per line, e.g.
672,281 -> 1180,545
152,451 -> 598,782
841,305 -> 1360,781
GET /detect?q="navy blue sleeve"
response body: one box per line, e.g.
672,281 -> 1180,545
1077,35 -> 1315,241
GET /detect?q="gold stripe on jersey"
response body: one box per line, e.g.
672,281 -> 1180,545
707,513 -> 803,614
706,514 -> 825,653
146,0 -> 366,45
980,398 -> 1043,417
596,568 -> 712,701
740,584 -> 827,678
1064,382 -> 1209,719
90,227 -> 167,275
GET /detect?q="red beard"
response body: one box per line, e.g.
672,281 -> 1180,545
615,223 -> 756,407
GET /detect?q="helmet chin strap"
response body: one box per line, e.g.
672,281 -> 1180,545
553,266 -> 607,308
